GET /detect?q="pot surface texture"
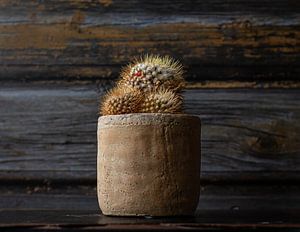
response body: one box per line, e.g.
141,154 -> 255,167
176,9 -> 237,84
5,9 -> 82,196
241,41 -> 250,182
97,113 -> 201,216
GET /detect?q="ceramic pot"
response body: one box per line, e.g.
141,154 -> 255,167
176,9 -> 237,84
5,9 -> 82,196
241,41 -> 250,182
97,113 -> 201,216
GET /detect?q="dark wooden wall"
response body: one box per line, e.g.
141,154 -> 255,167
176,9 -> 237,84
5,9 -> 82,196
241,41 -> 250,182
0,0 -> 299,211
1,0 -> 299,82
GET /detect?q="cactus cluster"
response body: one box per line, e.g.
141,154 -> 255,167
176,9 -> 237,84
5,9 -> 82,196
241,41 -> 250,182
100,54 -> 185,115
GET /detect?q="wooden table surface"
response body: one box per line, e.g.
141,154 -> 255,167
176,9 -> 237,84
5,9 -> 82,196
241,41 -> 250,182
1,182 -> 300,231
1,209 -> 299,231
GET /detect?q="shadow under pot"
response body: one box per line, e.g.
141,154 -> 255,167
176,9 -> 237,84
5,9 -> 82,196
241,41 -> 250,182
97,113 -> 201,217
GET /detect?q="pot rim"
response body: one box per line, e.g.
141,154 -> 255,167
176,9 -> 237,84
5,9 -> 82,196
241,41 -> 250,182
98,113 -> 201,127
98,113 -> 199,119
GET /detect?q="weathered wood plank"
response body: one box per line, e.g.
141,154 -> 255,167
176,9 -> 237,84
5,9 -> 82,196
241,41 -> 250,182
1,183 -> 299,211
187,81 -> 300,89
0,83 -> 299,180
186,89 -> 300,172
0,183 -> 299,230
0,0 -> 299,80
1,0 -> 299,14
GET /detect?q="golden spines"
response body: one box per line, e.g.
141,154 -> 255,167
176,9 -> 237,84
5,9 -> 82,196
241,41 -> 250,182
99,54 -> 185,116
100,86 -> 142,116
140,89 -> 183,114
120,54 -> 185,92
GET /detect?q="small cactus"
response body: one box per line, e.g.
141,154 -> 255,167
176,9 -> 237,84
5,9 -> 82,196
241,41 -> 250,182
100,86 -> 142,116
140,89 -> 183,114
119,54 -> 185,92
100,54 -> 185,116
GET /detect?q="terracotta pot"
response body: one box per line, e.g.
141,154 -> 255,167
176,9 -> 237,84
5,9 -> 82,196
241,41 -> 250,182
97,113 -> 201,216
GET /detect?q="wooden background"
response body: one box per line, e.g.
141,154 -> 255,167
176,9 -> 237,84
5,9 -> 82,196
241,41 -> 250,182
0,0 -> 299,211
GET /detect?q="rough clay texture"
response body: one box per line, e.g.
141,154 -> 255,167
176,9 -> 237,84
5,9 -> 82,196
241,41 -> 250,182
97,113 -> 201,216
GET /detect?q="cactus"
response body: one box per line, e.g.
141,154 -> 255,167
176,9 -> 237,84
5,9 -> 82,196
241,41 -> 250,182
100,86 -> 142,116
100,54 -> 185,116
119,54 -> 185,92
140,89 -> 183,114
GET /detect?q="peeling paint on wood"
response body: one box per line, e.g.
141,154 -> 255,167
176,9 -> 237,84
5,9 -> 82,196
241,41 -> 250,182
0,23 -> 298,56
99,0 -> 112,7
0,0 -> 299,80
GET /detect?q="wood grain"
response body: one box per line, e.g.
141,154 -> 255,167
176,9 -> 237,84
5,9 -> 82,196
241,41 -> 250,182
0,0 -> 299,80
1,183 -> 300,229
1,182 -> 299,211
0,83 -> 299,181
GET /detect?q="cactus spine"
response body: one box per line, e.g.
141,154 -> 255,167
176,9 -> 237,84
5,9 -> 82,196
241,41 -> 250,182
140,89 -> 182,114
100,54 -> 185,116
100,87 -> 142,116
119,54 -> 185,93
